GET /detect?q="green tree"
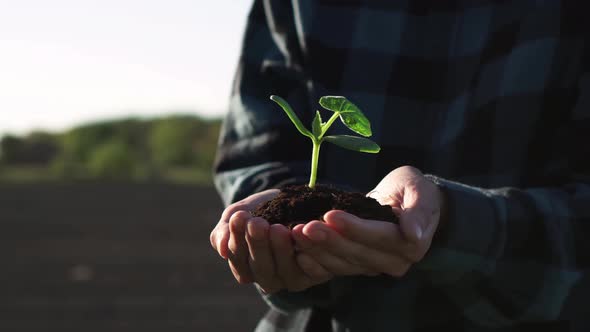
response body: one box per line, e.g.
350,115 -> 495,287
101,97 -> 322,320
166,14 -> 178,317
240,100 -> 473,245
86,140 -> 138,180
149,116 -> 204,167
59,119 -> 146,162
0,135 -> 23,164
0,132 -> 57,165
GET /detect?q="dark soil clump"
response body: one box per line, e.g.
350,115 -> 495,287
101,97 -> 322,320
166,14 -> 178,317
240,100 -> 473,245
252,184 -> 398,228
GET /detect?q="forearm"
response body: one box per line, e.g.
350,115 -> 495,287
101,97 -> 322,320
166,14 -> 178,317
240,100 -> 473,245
418,175 -> 588,327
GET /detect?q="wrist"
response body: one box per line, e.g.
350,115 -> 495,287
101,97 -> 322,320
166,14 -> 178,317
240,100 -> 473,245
423,174 -> 449,245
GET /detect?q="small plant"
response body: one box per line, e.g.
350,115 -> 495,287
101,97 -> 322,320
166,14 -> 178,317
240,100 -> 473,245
270,95 -> 380,188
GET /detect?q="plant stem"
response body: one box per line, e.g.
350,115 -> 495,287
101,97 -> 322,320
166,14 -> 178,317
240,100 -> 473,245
309,112 -> 338,188
308,138 -> 321,188
321,112 -> 340,138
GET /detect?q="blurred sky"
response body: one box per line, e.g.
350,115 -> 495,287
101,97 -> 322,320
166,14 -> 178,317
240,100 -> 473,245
0,0 -> 252,136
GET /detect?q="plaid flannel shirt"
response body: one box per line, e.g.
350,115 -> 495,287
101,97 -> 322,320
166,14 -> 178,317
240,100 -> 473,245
213,0 -> 590,331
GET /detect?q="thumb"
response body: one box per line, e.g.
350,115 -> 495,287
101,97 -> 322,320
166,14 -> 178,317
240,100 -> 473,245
398,195 -> 441,244
396,184 -> 434,243
398,206 -> 426,243
366,187 -> 403,208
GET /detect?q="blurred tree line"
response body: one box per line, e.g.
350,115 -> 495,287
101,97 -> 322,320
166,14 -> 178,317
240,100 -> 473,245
0,115 -> 221,184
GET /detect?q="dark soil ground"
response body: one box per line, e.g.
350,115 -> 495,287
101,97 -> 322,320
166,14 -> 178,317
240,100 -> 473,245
1,183 -> 588,331
253,184 -> 398,227
0,183 -> 267,332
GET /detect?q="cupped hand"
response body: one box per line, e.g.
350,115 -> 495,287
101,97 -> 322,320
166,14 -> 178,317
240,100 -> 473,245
210,189 -> 280,260
293,166 -> 446,278
210,189 -> 333,294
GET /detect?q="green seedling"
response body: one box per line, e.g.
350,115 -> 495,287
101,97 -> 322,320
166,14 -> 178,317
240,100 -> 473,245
270,95 -> 380,188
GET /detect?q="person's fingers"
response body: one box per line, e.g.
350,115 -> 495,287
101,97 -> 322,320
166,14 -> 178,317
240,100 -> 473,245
293,224 -> 338,277
227,211 -> 253,283
397,177 -> 445,244
366,186 -> 404,209
228,259 -> 252,284
397,207 -> 440,263
326,210 -> 430,265
303,220 -> 367,265
210,222 -> 230,259
229,211 -> 251,254
393,183 -> 442,265
296,253 -> 334,280
213,201 -> 251,259
245,217 -> 282,293
293,224 -> 338,278
296,222 -> 368,275
323,210 -> 406,251
210,226 -> 217,250
397,205 -> 429,243
213,189 -> 281,258
303,219 -> 409,277
396,183 -> 432,243
219,189 -> 279,224
292,223 -> 314,250
220,202 -> 247,225
305,248 -> 369,275
269,224 -> 313,291
248,189 -> 281,206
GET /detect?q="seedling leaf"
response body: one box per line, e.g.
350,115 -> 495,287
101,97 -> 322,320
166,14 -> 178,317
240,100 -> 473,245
312,111 -> 322,137
340,112 -> 372,137
270,95 -> 312,138
270,94 -> 380,188
323,135 -> 380,153
319,96 -> 372,137
319,96 -> 348,113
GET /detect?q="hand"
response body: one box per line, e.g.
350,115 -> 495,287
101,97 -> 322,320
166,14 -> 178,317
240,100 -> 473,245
210,189 -> 279,260
210,189 -> 333,293
292,166 -> 445,277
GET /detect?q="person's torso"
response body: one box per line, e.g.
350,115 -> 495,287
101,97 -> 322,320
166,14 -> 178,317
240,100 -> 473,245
271,0 -> 586,193
260,1 -> 586,331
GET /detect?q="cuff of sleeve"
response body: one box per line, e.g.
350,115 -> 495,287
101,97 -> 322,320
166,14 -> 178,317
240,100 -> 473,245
416,175 -> 500,284
256,282 -> 331,314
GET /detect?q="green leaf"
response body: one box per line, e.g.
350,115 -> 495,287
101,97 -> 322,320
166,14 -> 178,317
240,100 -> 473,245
340,112 -> 372,137
319,96 -> 348,113
311,111 -> 322,137
323,135 -> 381,153
270,95 -> 312,138
318,96 -> 372,137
